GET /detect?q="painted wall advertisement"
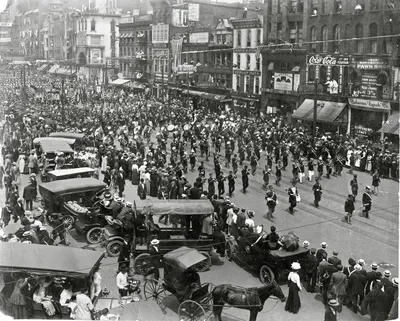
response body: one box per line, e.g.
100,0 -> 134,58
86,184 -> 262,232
189,32 -> 209,44
274,73 -> 293,91
188,3 -> 200,21
348,98 -> 390,111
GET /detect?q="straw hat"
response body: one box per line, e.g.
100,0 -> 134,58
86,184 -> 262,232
328,299 -> 340,307
291,262 -> 301,270
150,239 -> 160,246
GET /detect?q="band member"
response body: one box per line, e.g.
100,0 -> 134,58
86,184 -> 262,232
265,185 -> 277,221
326,156 -> 333,179
308,158 -> 315,182
344,194 -> 355,224
350,175 -> 358,201
288,180 -> 299,214
227,171 -> 236,197
241,165 -> 250,194
275,161 -> 282,187
362,186 -> 372,219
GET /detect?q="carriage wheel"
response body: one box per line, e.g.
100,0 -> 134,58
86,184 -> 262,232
200,283 -> 214,306
178,300 -> 206,321
225,242 -> 234,261
193,251 -> 211,273
106,240 -> 123,257
143,279 -> 166,306
86,227 -> 103,244
133,253 -> 152,275
63,215 -> 75,230
260,265 -> 275,285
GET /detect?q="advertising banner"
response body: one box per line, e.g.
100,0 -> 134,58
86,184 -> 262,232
189,32 -> 209,43
274,73 -> 293,91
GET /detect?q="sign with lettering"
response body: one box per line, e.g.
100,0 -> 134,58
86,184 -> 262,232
0,22 -> 12,27
348,98 -> 390,111
233,48 -> 257,53
356,58 -> 390,70
234,70 -> 261,76
188,3 -> 200,21
274,72 -> 293,91
176,64 -> 197,74
307,55 -> 350,66
119,17 -> 134,24
189,32 -> 209,44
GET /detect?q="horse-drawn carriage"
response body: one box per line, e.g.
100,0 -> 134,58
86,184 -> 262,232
225,227 -> 309,285
143,247 -> 286,321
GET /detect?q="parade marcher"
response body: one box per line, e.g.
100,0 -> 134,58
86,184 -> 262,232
371,170 -> 381,195
265,185 -> 277,221
362,186 -> 372,219
241,165 -> 250,194
207,173 -> 216,199
217,173 -> 225,197
285,262 -> 302,314
262,166 -> 270,189
299,159 -> 305,184
275,160 -> 282,186
347,264 -> 367,314
306,248 -> 319,293
344,194 -> 355,225
312,178 -> 322,208
350,175 -> 359,201
308,158 -> 315,182
287,179 -> 299,214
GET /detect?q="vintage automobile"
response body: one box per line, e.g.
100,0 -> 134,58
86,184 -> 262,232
0,242 -> 104,319
225,227 -> 309,284
39,178 -> 107,229
102,199 -> 216,272
46,167 -> 96,182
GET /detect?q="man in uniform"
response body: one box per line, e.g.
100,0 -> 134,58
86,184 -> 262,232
312,177 -> 322,208
350,175 -> 359,201
227,171 -> 236,197
241,165 -> 250,194
265,185 -> 277,221
362,186 -> 373,219
345,194 -> 355,224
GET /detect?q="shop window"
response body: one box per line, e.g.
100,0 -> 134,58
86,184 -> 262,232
342,66 -> 349,94
355,24 -> 364,54
310,26 -> 317,52
321,25 -> 328,52
333,25 -> 340,53
246,54 -> 251,70
368,23 -> 378,54
319,66 -> 327,84
247,29 -> 251,47
245,76 -> 250,93
377,72 -> 388,99
308,65 -> 316,81
237,30 -> 241,47
383,22 -> 393,54
255,77 -> 260,94
236,75 -> 241,92
236,54 -> 240,69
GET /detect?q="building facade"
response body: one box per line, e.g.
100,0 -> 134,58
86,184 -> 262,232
231,16 -> 263,115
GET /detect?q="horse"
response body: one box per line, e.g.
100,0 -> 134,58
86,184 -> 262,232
212,282 -> 286,321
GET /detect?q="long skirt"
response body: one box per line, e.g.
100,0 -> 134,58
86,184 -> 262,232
285,280 -> 301,314
11,304 -> 29,319
131,169 -> 139,185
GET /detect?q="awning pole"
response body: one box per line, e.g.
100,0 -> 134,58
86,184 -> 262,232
313,79 -> 318,142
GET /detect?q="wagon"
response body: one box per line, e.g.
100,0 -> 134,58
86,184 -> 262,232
102,199 -> 216,273
143,247 -> 214,321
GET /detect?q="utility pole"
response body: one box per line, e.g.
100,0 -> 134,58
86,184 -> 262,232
61,78 -> 65,126
313,78 -> 318,143
161,57 -> 165,104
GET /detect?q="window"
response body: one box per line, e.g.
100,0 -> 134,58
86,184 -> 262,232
310,26 -> 317,52
289,0 -> 297,13
247,29 -> 251,47
236,75 -> 241,92
236,54 -> 240,69
319,65 -> 327,84
84,19 -> 87,31
91,19 -> 96,32
333,25 -> 340,53
370,0 -> 379,10
377,72 -> 388,99
334,0 -> 342,13
311,0 -> 318,15
355,24 -> 363,54
246,54 -> 251,70
245,76 -> 250,92
237,30 -> 241,47
257,29 -> 261,45
321,25 -> 328,52
322,0 -> 328,14
255,77 -> 260,94
308,65 -> 316,81
344,24 -> 350,53
369,23 -> 378,54
256,57 -> 260,71
383,22 -> 393,54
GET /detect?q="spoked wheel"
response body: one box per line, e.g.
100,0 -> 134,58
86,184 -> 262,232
260,265 -> 275,285
133,253 -> 152,275
106,240 -> 123,257
178,300 -> 206,321
63,215 -> 75,230
86,227 -> 103,244
143,279 -> 166,306
193,251 -> 211,272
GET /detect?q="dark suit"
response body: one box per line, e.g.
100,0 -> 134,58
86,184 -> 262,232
324,306 -> 338,321
316,248 -> 327,262
347,271 -> 367,313
328,256 -> 342,269
361,288 -> 389,320
306,253 -> 319,292
23,184 -> 37,211
365,271 -> 378,295
116,173 -> 125,197
137,183 -> 147,200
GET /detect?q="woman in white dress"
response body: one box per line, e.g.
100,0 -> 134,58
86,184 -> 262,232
101,154 -> 108,173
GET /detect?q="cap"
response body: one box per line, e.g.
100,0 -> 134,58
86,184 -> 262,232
125,202 -> 133,208
302,240 -> 310,248
291,262 -> 301,270
384,270 -> 391,277
365,186 -> 371,190
358,259 -> 365,265
310,248 -> 317,254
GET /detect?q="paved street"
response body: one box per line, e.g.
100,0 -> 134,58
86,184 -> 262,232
0,134 -> 398,321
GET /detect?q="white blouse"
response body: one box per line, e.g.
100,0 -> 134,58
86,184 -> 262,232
288,271 -> 302,290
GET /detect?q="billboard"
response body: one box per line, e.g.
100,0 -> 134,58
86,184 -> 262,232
274,73 -> 293,91
188,3 -> 200,21
189,32 -> 208,44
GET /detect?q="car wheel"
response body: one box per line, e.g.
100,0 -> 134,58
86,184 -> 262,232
106,240 -> 123,257
86,227 -> 103,244
63,215 -> 74,230
260,265 -> 275,285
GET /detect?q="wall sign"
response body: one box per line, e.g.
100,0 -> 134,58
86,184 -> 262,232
274,72 -> 293,91
348,98 -> 390,111
307,55 -> 350,66
356,58 -> 390,70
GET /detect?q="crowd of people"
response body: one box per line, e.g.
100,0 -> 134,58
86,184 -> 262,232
0,69 -> 398,320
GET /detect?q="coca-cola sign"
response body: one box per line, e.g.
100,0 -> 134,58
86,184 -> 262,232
307,55 -> 350,66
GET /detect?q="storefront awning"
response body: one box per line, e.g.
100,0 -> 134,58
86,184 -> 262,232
182,90 -> 205,97
378,112 -> 399,135
292,99 -> 347,123
37,64 -> 47,71
110,78 -> 130,86
232,95 -> 259,102
48,65 -> 60,74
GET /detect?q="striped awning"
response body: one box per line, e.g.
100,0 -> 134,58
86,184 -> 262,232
378,112 -> 399,136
